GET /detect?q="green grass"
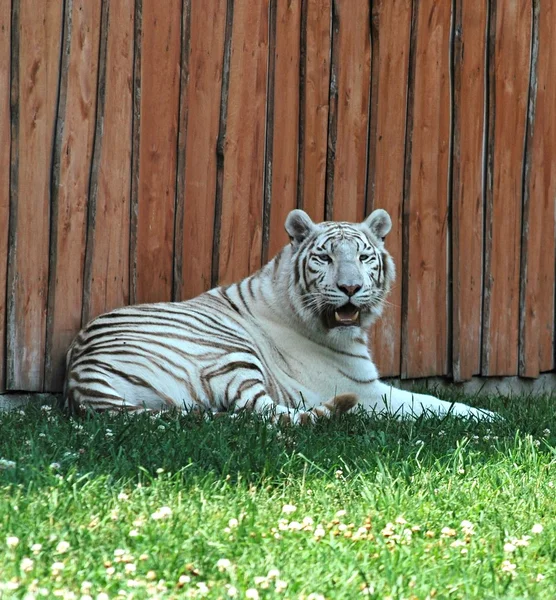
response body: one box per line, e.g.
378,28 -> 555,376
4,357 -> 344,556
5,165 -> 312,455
0,389 -> 555,599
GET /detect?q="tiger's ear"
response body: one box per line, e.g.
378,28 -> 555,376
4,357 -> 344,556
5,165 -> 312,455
363,209 -> 392,242
285,210 -> 315,246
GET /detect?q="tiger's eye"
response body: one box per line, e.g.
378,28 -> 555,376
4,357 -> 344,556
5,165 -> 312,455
318,254 -> 332,263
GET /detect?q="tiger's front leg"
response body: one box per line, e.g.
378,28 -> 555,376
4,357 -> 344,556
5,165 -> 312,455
363,381 -> 497,421
222,377 -> 358,424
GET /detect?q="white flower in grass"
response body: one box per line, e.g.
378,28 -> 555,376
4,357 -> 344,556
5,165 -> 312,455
306,594 -> 326,600
216,558 -> 232,571
151,506 -> 172,520
501,560 -> 517,574
275,579 -> 288,593
6,535 -> 19,548
81,595 -> 93,600
532,523 -> 544,534
178,574 -> 191,585
281,504 -> 297,515
31,543 -> 42,554
196,582 -> 210,595
0,459 -> 16,470
254,576 -> 269,589
226,585 -> 238,597
56,541 -> 70,554
51,561 -> 65,574
381,523 -> 395,537
515,536 -> 531,547
128,529 -> 140,538
503,542 -> 516,553
314,525 -> 326,539
20,557 -> 34,572
441,527 -> 457,538
228,518 -> 239,528
536,573 -> 546,582
117,492 -> 129,501
245,589 -> 259,600
81,582 -> 93,591
124,563 -> 136,573
96,594 -> 110,600
460,520 -> 475,535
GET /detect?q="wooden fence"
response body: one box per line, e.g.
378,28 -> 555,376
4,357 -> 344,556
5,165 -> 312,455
0,0 -> 554,393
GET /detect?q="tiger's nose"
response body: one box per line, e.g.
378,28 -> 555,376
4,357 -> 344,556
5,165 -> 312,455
338,283 -> 362,297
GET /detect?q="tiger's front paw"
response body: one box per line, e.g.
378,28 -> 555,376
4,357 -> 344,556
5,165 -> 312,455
297,393 -> 359,424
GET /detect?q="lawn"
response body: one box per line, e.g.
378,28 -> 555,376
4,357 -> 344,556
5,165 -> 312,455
0,389 -> 555,599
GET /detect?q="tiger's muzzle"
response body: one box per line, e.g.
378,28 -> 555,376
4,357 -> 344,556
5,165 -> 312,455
323,302 -> 361,328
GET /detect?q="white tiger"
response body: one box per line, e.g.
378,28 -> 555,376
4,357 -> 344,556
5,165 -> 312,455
65,209 -> 494,422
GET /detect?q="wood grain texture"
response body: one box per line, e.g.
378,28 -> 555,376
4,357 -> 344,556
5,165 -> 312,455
402,0 -> 451,379
82,0 -> 134,323
133,0 -> 181,303
177,1 -> 226,299
367,0 -> 412,378
298,0 -> 330,222
217,0 -> 269,285
0,0 -> 10,391
451,0 -> 488,381
482,0 -> 531,376
266,0 -> 301,259
45,0 -> 101,390
6,0 -> 63,391
519,0 -> 555,377
328,0 -> 370,223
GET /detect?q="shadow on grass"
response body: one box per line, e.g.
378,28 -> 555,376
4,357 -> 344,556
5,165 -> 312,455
0,388 -> 554,492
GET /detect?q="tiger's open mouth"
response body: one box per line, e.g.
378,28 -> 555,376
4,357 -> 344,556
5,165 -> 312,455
324,303 -> 361,328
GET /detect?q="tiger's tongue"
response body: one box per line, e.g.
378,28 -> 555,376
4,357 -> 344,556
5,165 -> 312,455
334,304 -> 360,324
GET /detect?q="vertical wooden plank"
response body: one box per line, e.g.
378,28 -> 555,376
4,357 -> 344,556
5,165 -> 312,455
0,0 -> 10,391
367,0 -> 412,378
217,0 -> 269,285
520,0 -> 555,377
82,0 -> 134,323
298,0 -> 330,222
266,0 -> 302,258
45,0 -> 101,390
401,0 -> 451,378
327,0 -> 371,223
6,0 -> 63,391
482,0 -> 531,376
451,0 -> 488,381
176,1 -> 227,299
132,0 -> 181,304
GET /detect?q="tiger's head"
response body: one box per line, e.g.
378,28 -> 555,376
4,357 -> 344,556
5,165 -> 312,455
283,209 -> 395,339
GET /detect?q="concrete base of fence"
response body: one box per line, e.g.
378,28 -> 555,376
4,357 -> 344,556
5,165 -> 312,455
1,374 -> 554,412
390,373 -> 556,397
